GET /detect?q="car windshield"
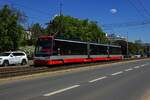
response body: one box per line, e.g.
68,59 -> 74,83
0,53 -> 10,56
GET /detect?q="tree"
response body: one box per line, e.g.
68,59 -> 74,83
0,5 -> 25,51
46,15 -> 108,43
29,23 -> 44,45
114,40 -> 145,56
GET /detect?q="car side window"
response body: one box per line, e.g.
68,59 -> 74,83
12,53 -> 17,56
17,53 -> 25,56
12,53 -> 25,56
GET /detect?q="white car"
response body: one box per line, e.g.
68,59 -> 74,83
134,54 -> 141,58
0,51 -> 28,66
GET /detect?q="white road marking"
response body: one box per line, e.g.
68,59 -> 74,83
143,63 -> 149,66
43,85 -> 80,96
43,62 -> 149,97
111,71 -> 123,76
89,76 -> 107,83
141,64 -> 145,67
125,68 -> 133,72
134,66 -> 140,69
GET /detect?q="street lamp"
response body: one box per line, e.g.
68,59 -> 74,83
107,38 -> 110,58
126,34 -> 129,58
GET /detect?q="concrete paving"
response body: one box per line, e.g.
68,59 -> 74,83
0,59 -> 150,100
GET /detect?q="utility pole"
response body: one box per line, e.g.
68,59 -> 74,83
107,40 -> 110,58
52,1 -> 63,37
126,34 -> 129,58
87,41 -> 90,58
86,33 -> 90,58
59,1 -> 62,16
59,2 -> 63,38
51,1 -> 63,56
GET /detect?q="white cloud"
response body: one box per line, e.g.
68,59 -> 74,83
110,8 -> 117,14
52,14 -> 58,19
54,14 -> 58,17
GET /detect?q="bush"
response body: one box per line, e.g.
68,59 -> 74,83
19,46 -> 35,60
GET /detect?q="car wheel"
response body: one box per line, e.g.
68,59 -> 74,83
3,60 -> 9,67
21,59 -> 27,65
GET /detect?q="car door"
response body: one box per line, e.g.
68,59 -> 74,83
12,53 -> 20,64
16,53 -> 23,64
8,53 -> 16,64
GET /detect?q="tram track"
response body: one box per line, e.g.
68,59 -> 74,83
0,58 -> 148,78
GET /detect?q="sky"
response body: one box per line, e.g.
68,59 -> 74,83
1,0 -> 150,43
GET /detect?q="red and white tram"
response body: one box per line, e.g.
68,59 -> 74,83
34,36 -> 123,66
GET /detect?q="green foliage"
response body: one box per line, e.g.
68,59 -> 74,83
46,15 -> 108,43
128,42 -> 144,55
19,45 -> 34,57
29,23 -> 44,45
0,5 -> 25,51
112,40 -> 145,55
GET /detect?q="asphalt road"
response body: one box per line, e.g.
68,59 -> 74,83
0,59 -> 150,100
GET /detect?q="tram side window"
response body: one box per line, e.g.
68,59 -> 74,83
109,47 -> 121,55
53,40 -> 58,55
63,42 -> 87,55
53,40 -> 87,55
90,44 -> 107,55
98,45 -> 107,55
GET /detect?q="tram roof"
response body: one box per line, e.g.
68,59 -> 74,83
55,39 -> 121,48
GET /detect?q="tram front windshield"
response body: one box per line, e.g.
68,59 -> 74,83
35,39 -> 52,57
